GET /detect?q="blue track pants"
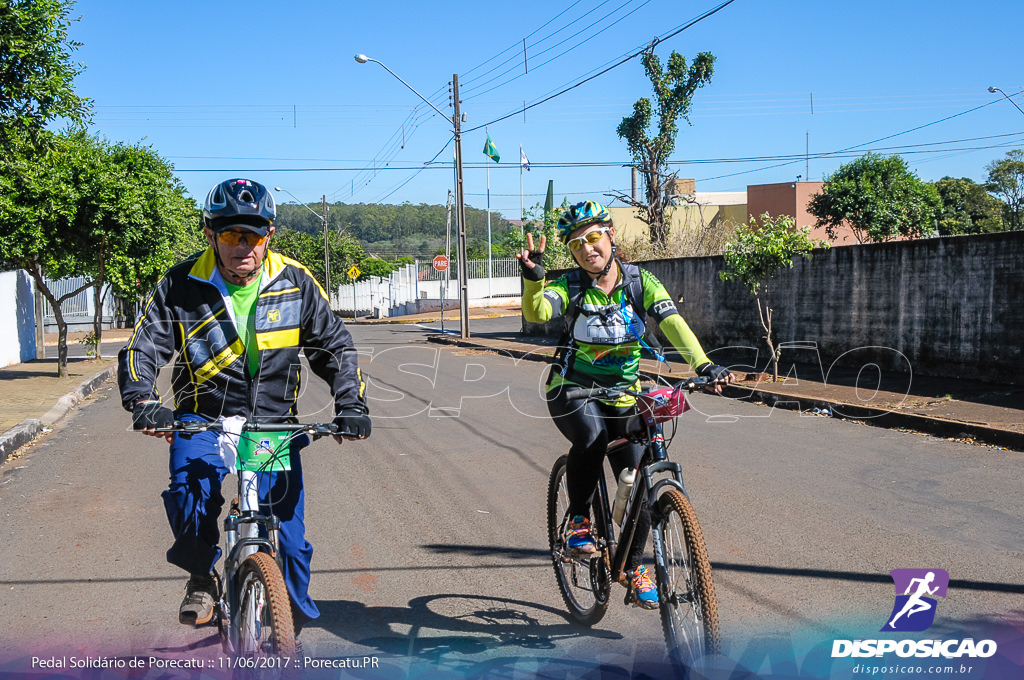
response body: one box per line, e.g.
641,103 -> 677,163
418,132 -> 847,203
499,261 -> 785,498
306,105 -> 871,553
161,424 -> 319,621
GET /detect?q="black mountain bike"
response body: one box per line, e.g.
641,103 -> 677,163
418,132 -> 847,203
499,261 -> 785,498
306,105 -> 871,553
546,377 -> 721,672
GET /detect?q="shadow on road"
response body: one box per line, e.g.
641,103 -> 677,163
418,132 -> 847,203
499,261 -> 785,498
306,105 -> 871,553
714,562 -> 1024,594
311,593 -> 625,671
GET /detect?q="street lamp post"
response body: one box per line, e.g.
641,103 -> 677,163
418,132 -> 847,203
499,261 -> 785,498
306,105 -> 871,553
355,54 -> 470,338
988,86 -> 1024,117
274,187 -> 331,301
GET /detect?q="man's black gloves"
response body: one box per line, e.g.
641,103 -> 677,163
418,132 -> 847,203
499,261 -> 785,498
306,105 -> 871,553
696,362 -> 732,382
334,409 -> 371,438
519,249 -> 546,282
132,400 -> 175,430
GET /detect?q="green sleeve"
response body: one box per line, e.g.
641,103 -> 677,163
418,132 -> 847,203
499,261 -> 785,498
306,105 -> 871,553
642,269 -> 672,309
522,275 -> 569,324
659,314 -> 710,371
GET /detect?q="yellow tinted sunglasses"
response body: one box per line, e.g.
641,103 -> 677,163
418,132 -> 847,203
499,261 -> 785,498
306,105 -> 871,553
566,226 -> 610,251
217,229 -> 267,247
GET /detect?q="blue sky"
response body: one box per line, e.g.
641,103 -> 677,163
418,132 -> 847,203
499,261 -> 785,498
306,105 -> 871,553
71,0 -> 1024,220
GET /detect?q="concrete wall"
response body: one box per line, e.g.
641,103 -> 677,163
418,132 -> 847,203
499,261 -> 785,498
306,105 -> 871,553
524,232 -> 1024,383
0,270 -> 38,368
609,193 -> 747,243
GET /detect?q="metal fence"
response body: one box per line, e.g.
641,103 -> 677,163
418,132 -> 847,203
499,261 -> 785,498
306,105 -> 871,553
42,276 -> 124,331
417,257 -> 519,281
335,258 -> 521,316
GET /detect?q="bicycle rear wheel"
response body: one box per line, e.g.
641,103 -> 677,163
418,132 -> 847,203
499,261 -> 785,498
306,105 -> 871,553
653,489 -> 720,668
234,552 -> 297,677
546,454 -> 611,626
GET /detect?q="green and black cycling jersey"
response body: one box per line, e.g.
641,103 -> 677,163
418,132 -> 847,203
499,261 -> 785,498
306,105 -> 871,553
522,263 -> 711,404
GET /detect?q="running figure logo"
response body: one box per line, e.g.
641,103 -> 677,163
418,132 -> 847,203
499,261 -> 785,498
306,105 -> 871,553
881,568 -> 949,632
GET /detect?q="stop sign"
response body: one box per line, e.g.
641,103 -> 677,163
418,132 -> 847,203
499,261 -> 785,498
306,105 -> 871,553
432,255 -> 450,271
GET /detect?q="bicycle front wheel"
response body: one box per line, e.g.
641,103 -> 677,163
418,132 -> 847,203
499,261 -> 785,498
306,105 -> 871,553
546,454 -> 611,626
654,489 -> 720,667
234,552 -> 297,675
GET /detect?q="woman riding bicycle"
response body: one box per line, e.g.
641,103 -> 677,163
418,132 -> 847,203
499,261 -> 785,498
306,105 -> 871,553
517,200 -> 732,610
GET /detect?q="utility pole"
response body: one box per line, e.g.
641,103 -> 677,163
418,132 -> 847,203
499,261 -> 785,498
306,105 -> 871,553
322,195 -> 330,301
453,74 -> 470,339
442,189 -> 452,334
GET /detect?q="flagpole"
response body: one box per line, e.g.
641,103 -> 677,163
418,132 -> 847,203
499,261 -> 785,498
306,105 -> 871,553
519,145 -> 524,232
486,128 -> 492,303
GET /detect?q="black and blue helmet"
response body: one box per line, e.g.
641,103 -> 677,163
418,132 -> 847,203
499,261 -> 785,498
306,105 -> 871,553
202,178 -> 276,235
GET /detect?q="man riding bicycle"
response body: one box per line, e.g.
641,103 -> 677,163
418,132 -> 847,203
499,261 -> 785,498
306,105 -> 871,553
118,178 -> 371,635
517,200 -> 732,610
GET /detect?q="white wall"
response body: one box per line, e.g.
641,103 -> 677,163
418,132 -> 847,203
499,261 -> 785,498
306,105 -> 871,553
332,260 -> 522,317
0,270 -> 37,367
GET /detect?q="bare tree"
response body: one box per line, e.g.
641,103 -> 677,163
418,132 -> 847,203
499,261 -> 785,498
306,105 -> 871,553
611,46 -> 714,245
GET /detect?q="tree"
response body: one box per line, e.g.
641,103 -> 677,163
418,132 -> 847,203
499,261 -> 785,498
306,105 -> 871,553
82,139 -> 200,349
358,257 -> 398,280
807,153 -> 941,243
500,200 -> 574,271
272,227 -> 366,289
720,214 -> 829,382
932,177 -> 1006,235
0,0 -> 91,146
985,149 -> 1024,230
614,47 -> 715,245
0,131 -> 196,376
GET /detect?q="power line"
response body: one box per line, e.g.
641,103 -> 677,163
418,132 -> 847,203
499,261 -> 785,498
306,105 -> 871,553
461,0 -> 651,100
173,133 -> 1024,173
459,0 -> 600,88
369,136 -> 455,205
463,0 -> 738,133
338,1 -> 609,204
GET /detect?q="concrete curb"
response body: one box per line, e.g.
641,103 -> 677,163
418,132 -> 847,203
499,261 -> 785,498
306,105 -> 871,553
724,385 -> 1024,451
345,312 -> 520,326
0,365 -> 117,465
426,335 -> 1024,452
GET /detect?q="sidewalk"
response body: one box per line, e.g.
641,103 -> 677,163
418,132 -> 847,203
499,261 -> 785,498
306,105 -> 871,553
426,331 -> 1024,452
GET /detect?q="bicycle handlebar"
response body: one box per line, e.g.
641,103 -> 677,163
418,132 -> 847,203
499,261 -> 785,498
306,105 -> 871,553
563,376 -> 720,402
152,421 -> 354,439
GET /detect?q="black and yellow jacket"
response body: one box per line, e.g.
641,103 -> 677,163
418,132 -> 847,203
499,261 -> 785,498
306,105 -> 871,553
118,248 -> 367,421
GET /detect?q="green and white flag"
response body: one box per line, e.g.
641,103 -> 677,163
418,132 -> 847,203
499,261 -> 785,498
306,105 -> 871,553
483,134 -> 500,163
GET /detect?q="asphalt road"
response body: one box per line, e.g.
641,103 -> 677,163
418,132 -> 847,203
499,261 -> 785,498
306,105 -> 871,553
1,321 -> 1021,678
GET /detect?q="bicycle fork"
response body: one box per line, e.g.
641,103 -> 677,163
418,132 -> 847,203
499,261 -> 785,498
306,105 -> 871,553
219,471 -> 283,655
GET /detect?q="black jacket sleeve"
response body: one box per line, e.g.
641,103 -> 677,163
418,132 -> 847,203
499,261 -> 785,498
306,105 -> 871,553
297,276 -> 368,415
117,277 -> 178,411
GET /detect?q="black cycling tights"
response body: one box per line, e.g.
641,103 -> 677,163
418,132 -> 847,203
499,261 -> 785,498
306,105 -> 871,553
546,384 -> 650,572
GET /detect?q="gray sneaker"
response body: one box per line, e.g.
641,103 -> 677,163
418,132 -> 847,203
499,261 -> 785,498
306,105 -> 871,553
179,572 -> 218,625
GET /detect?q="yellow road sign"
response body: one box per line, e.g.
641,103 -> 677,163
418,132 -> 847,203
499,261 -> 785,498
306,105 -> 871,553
347,265 -> 361,280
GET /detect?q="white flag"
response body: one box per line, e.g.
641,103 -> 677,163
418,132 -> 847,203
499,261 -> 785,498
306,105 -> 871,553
520,146 -> 530,171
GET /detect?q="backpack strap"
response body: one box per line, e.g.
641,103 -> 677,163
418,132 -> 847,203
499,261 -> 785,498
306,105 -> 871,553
618,263 -> 667,364
548,269 -> 591,382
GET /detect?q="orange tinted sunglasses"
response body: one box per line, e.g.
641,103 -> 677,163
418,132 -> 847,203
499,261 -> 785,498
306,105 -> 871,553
217,229 -> 267,247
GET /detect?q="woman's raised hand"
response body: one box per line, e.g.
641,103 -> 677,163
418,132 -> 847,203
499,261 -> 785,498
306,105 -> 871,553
516,232 -> 547,281
515,232 -> 547,269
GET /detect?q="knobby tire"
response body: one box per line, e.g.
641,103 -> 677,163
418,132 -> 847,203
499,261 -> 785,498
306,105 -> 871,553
547,454 -> 611,626
655,488 -> 721,670
234,552 -> 297,679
